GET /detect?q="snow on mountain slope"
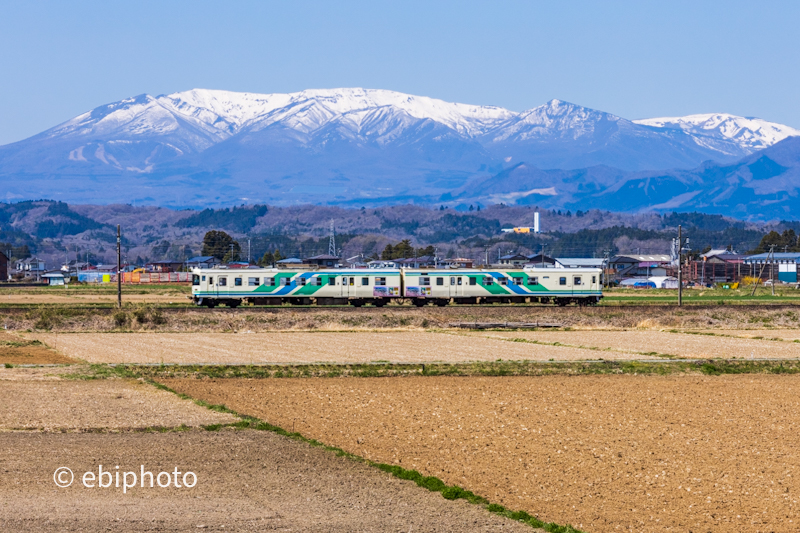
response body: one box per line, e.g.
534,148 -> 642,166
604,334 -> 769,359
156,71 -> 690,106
486,99 -> 625,142
34,88 -> 515,152
634,114 -> 800,153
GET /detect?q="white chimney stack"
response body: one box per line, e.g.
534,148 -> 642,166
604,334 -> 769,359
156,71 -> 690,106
534,211 -> 540,233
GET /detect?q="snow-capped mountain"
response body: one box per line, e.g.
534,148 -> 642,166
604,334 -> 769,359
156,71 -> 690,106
0,88 -> 797,208
634,114 -> 800,154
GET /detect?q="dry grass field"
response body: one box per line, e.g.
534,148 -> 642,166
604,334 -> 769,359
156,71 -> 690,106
164,374 -> 800,533
468,329 -> 800,359
27,331 -> 658,364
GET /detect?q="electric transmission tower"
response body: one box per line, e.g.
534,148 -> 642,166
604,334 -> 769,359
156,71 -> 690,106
328,219 -> 337,256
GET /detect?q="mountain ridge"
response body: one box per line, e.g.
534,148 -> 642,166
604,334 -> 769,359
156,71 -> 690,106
1,87 -> 799,211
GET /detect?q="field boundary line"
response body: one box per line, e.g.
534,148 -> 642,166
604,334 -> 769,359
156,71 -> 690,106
50,359 -> 800,381
146,378 -> 584,533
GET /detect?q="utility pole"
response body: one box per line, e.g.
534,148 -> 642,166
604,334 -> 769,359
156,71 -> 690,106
248,239 -> 251,264
678,225 -> 682,307
771,244 -> 776,297
541,245 -> 546,267
116,224 -> 122,308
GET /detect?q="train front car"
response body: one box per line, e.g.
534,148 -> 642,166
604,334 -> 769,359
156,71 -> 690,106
402,267 -> 603,306
514,266 -> 603,306
192,267 -> 402,307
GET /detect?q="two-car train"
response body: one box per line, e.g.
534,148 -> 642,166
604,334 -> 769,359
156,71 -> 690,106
191,267 -> 603,307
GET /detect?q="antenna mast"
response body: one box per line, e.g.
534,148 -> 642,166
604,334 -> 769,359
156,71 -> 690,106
328,219 -> 337,256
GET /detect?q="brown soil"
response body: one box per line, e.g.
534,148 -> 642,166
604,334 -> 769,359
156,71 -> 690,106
0,430 -> 534,532
468,329 -> 800,359
28,331 -> 654,364
164,375 -> 800,532
0,377 -> 237,430
0,332 -> 78,364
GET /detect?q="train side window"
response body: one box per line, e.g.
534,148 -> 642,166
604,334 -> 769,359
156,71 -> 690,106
234,277 -> 242,286
450,277 -> 455,285
349,277 -> 355,286
527,276 -> 538,285
420,277 -> 430,286
202,275 -> 206,281
375,277 -> 386,286
498,277 -> 507,286
559,277 -> 567,286
264,277 -> 274,286
248,277 -> 259,286
362,277 -> 369,286
592,276 -> 597,284
513,277 -> 523,285
299,277 -> 307,286
219,277 -> 227,287
209,277 -> 213,285
436,277 -> 444,286
469,277 -> 476,286
281,277 -> 291,286
483,277 -> 493,285
457,277 -> 463,285
574,276 -> 582,285
328,277 -> 336,286
312,277 -> 322,286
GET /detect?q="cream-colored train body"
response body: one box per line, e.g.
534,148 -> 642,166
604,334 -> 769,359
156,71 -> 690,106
191,266 -> 602,307
403,267 -> 602,306
191,268 -> 402,307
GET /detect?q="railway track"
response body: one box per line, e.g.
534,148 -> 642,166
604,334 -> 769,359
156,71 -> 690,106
2,302 -> 800,314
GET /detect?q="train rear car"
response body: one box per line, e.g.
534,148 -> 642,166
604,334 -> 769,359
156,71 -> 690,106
192,268 -> 402,307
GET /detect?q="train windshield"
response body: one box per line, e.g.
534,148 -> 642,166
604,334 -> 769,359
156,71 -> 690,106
192,274 -> 200,286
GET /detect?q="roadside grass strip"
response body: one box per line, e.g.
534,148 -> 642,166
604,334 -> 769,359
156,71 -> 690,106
56,357 -> 800,383
146,378 -> 585,533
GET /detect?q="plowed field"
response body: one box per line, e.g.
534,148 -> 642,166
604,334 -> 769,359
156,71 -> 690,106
0,332 -> 78,364
28,331 -> 654,364
164,374 -> 800,532
469,329 -> 800,359
0,430 -> 531,532
0,378 -> 237,430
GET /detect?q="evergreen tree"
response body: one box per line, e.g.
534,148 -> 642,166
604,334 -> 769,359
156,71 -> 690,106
202,230 -> 240,261
259,251 -> 274,266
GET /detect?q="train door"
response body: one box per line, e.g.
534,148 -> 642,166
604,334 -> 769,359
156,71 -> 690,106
449,275 -> 463,297
572,275 -> 582,295
341,276 -> 354,297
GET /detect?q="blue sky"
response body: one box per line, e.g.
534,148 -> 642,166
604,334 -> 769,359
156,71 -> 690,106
1,0 -> 798,145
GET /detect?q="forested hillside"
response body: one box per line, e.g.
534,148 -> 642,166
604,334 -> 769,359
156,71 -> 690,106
0,200 -> 783,268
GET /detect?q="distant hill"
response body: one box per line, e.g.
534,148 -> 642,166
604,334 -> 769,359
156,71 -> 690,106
1,88 -> 797,209
0,200 -> 779,270
454,137 -> 800,220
